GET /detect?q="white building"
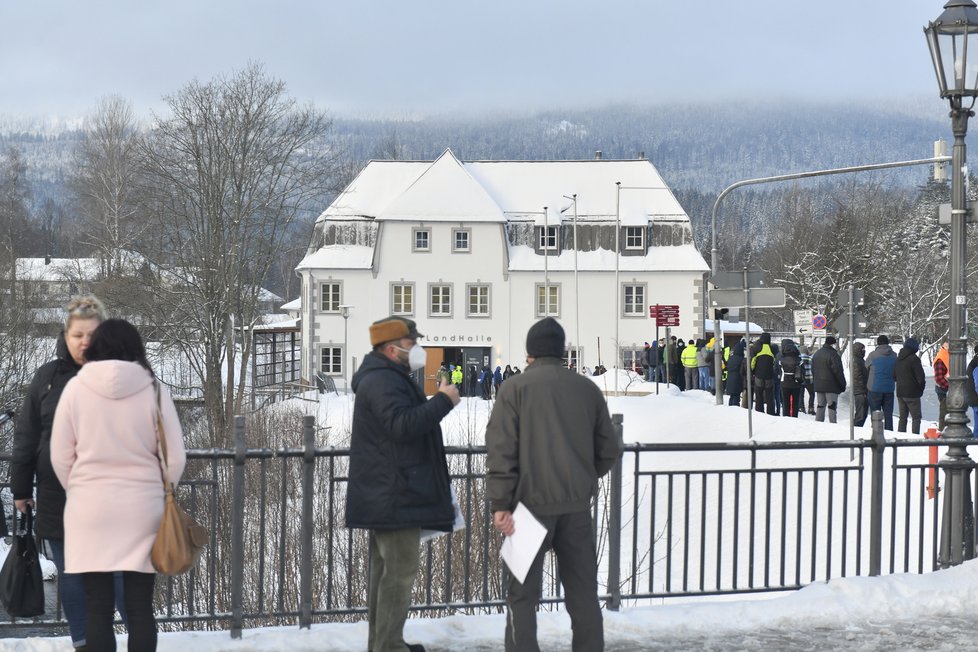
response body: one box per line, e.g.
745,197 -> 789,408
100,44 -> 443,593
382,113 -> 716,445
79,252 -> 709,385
295,149 -> 709,394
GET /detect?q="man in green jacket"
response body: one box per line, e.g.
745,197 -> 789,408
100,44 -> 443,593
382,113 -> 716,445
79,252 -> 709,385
486,317 -> 622,651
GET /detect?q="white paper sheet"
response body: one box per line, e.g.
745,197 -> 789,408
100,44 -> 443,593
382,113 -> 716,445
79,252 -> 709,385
500,502 -> 547,584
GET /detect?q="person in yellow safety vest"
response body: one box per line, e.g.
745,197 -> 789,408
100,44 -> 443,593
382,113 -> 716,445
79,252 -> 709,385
681,339 -> 699,390
451,365 -> 463,386
750,332 -> 777,414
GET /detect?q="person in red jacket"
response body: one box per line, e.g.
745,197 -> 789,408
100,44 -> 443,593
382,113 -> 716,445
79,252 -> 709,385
934,342 -> 949,431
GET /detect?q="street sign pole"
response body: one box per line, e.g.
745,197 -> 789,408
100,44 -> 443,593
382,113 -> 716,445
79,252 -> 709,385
744,269 -> 754,440
849,285 -> 855,459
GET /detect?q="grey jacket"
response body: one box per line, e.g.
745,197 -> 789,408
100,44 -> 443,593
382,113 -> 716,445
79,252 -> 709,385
486,357 -> 622,516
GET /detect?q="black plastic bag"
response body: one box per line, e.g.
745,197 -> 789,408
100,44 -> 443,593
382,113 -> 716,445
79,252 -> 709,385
0,508 -> 44,617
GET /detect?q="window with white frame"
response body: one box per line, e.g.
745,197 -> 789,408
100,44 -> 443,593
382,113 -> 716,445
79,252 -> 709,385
621,348 -> 643,374
413,228 -> 430,252
567,347 -> 582,371
538,226 -> 558,251
623,284 -> 646,316
535,283 -> 560,317
320,282 -> 341,312
391,283 -> 414,315
429,284 -> 452,317
624,226 -> 645,250
320,346 -> 343,376
452,228 -> 471,253
467,284 -> 491,317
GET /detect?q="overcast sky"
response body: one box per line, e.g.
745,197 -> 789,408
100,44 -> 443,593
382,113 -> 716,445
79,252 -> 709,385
0,1 -> 947,119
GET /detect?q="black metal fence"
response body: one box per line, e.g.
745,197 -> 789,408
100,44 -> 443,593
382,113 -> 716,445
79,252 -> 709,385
2,412 -> 974,639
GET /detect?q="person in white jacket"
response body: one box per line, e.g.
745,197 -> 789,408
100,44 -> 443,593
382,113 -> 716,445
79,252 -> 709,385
51,318 -> 186,652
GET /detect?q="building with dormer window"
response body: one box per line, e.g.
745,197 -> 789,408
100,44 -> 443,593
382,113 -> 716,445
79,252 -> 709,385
296,149 -> 709,394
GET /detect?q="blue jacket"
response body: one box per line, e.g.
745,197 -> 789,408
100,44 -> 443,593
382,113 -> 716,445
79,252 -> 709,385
346,351 -> 455,531
866,344 -> 897,394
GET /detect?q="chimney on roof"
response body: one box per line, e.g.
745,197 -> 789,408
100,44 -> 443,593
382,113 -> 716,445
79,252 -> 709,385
595,150 -> 602,160
637,151 -> 645,160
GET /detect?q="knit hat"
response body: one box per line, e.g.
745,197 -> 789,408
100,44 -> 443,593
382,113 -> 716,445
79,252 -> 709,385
369,316 -> 423,347
824,336 -> 837,347
877,334 -> 889,345
903,337 -> 920,352
526,317 -> 565,358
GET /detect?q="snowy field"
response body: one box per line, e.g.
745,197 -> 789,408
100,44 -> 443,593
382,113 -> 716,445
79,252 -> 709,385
2,351 -> 973,651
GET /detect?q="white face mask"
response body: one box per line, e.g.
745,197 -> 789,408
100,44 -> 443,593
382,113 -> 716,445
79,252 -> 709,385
394,343 -> 427,371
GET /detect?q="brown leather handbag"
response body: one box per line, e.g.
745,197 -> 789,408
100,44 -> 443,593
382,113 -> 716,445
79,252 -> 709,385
150,381 -> 207,575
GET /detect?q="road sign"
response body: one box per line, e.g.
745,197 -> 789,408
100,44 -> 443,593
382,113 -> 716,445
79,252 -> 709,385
812,314 -> 827,330
938,201 -> 977,225
708,287 -> 786,309
710,271 -> 770,289
837,288 -> 865,307
832,310 -> 868,337
652,304 -> 680,326
794,309 -> 814,335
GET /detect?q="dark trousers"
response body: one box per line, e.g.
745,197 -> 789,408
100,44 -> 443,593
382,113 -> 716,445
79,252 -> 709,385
898,396 -> 923,434
753,378 -> 776,415
805,383 -> 815,412
868,392 -> 895,431
854,394 -> 868,427
505,510 -> 603,652
781,386 -> 803,417
83,571 -> 155,652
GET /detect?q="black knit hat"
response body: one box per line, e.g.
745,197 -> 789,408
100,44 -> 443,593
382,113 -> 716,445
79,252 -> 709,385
877,334 -> 889,345
526,317 -> 565,358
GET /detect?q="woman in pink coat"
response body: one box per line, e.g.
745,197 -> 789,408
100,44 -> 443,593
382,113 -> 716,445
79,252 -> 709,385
51,319 -> 186,652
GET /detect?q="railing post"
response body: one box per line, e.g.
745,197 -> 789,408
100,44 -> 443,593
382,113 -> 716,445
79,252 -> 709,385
607,413 -> 623,611
299,415 -> 315,629
869,410 -> 885,577
231,416 -> 246,639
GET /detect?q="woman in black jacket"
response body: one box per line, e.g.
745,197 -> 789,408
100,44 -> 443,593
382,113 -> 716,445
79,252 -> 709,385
10,295 -> 108,649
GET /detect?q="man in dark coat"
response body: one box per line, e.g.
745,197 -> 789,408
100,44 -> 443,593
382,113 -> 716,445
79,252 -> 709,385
486,317 -> 622,651
346,316 -> 460,652
811,336 -> 847,423
724,340 -> 747,407
750,332 -> 776,415
779,340 -> 804,417
851,341 -> 869,427
894,337 -> 926,434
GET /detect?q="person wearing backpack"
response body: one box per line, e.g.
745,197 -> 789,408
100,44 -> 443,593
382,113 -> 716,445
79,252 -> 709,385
779,340 -> 804,417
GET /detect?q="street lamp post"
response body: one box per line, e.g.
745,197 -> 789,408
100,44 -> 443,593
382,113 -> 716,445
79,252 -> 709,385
562,194 -> 581,372
926,0 -> 978,567
340,305 -> 353,393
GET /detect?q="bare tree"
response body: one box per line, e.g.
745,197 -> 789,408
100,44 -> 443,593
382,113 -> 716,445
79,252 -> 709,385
140,63 -> 338,445
70,96 -> 144,276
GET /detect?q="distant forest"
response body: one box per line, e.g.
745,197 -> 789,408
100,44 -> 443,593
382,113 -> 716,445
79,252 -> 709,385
0,98 -> 956,255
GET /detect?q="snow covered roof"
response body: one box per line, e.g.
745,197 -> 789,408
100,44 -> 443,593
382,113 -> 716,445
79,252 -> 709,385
296,245 -> 374,270
16,257 -> 101,282
316,149 -> 690,227
279,297 -> 301,311
704,318 -> 765,335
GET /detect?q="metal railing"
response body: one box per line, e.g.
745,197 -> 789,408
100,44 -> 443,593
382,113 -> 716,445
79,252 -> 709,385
2,412 -> 974,638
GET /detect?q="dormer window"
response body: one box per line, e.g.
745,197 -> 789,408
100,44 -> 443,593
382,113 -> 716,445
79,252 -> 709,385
624,226 -> 644,250
538,226 -> 558,251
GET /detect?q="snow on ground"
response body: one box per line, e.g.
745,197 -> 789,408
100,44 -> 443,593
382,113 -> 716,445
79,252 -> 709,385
2,367 -> 969,651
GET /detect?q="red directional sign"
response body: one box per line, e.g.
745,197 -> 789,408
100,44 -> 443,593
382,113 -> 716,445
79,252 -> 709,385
650,304 -> 680,327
